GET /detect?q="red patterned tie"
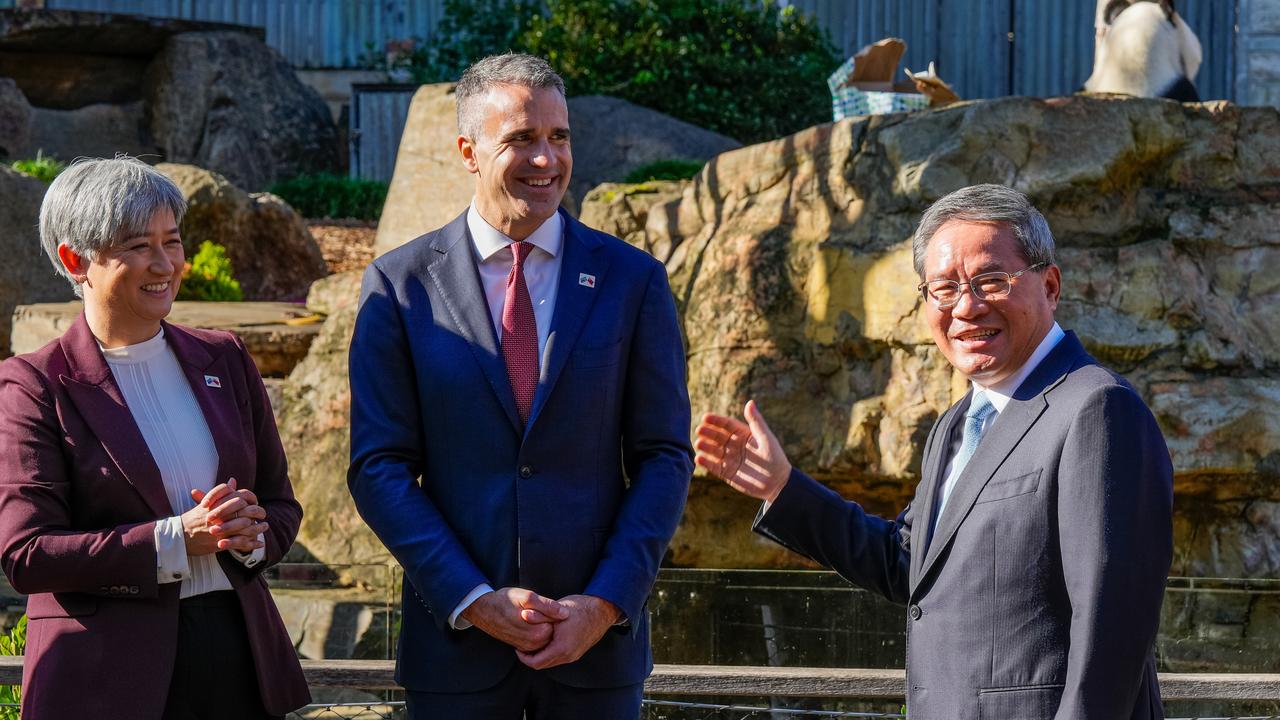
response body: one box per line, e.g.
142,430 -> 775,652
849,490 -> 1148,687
502,241 -> 538,424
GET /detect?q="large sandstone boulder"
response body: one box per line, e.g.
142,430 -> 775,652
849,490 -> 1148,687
146,32 -> 338,191
374,86 -> 740,256
579,180 -> 690,263
159,163 -> 327,301
0,166 -> 74,356
644,96 -> 1280,570
28,102 -> 159,161
0,77 -> 30,159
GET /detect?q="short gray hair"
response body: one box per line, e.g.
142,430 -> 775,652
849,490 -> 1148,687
455,52 -> 566,140
39,156 -> 187,297
912,184 -> 1057,278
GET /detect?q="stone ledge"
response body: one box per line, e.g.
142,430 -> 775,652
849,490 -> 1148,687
10,301 -> 321,377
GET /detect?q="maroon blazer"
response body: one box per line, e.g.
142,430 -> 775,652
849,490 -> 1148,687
0,314 -> 309,719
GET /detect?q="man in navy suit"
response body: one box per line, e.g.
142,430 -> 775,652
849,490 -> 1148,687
347,53 -> 693,719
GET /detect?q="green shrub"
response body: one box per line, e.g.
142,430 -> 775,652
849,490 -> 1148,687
10,150 -> 65,182
178,241 -> 244,302
0,615 -> 25,719
623,159 -> 704,184
384,0 -> 839,144
268,173 -> 388,221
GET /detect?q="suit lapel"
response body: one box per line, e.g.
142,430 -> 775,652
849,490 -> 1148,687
163,322 -> 245,487
425,213 -> 523,435
58,314 -> 172,518
915,332 -> 1091,588
526,212 -> 609,431
910,400 -> 964,590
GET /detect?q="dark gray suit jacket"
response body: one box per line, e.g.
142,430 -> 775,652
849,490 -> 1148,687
756,331 -> 1173,720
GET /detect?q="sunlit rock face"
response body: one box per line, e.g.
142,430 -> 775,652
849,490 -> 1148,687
627,96 -> 1279,572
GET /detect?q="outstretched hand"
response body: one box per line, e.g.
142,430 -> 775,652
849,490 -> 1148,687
694,400 -> 792,504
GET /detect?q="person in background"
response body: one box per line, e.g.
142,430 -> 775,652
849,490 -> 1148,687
0,156 -> 309,720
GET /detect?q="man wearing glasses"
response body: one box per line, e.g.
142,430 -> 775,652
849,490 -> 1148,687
696,184 -> 1173,719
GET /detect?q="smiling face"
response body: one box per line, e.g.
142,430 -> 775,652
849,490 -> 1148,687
63,207 -> 184,348
922,219 -> 1061,387
458,83 -> 571,240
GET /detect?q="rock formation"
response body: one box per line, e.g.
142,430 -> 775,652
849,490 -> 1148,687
0,166 -> 75,356
374,86 -> 739,256
0,10 -> 338,189
159,163 -> 328,301
278,95 -> 1280,591
0,77 -> 30,159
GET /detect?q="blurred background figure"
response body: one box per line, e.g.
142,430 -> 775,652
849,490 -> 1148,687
1086,0 -> 1203,101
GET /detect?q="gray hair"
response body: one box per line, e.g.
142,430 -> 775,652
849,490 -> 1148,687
39,156 -> 187,297
456,52 -> 566,140
911,184 -> 1057,278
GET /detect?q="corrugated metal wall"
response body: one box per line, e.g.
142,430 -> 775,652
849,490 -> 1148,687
33,0 -> 447,68
791,0 -> 1239,101
349,84 -> 415,182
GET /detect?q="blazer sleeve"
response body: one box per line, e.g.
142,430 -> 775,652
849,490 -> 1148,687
1053,383 -> 1173,719
219,333 -> 303,584
753,468 -> 912,605
0,357 -> 159,599
347,263 -> 490,628
582,263 -> 693,624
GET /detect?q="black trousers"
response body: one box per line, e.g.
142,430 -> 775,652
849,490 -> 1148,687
162,590 -> 282,720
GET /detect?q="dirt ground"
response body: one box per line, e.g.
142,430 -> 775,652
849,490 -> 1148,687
307,219 -> 376,275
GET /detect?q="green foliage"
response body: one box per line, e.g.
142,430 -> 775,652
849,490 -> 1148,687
0,615 -> 25,718
10,150 -> 65,182
178,242 -> 244,302
268,173 -> 388,221
623,159 -> 705,183
380,0 -> 839,144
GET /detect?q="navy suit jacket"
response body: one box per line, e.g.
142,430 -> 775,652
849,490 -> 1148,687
347,209 -> 693,692
755,332 -> 1173,720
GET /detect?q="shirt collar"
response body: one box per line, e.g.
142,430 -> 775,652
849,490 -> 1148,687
467,203 -> 563,263
973,322 -> 1065,413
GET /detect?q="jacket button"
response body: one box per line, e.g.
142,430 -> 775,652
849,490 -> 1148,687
519,465 -> 533,479
909,604 -> 922,621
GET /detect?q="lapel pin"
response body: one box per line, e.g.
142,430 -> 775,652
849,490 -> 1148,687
204,375 -> 222,388
579,273 -> 596,288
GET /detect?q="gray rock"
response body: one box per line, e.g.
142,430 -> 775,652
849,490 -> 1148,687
158,163 -> 328,301
27,101 -> 158,161
565,95 -> 739,207
145,31 -> 338,191
0,166 -> 74,357
0,77 -> 30,159
374,87 -> 739,257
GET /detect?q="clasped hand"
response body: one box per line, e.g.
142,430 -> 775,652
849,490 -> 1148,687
460,587 -> 621,670
181,477 -> 269,556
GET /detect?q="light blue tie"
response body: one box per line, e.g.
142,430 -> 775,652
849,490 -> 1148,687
937,391 -> 996,517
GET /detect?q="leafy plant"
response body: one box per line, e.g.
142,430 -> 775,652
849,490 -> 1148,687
178,242 -> 244,302
268,173 -> 389,221
0,615 -> 25,719
10,150 -> 65,182
623,159 -> 705,183
375,0 -> 839,144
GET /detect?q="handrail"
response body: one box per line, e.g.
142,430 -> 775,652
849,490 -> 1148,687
3,657 -> 1277,701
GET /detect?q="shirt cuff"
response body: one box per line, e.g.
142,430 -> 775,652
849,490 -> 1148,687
154,515 -> 190,584
229,534 -> 266,568
450,583 -> 494,630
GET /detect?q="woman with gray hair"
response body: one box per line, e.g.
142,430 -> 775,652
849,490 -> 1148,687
0,156 -> 309,719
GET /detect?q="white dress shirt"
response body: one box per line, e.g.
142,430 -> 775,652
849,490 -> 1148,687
102,329 -> 263,599
450,204 -> 565,629
934,322 -> 1067,517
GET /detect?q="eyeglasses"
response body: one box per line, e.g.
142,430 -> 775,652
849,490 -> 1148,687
918,262 -> 1048,309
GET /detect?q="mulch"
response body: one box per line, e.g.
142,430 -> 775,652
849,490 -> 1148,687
307,219 -> 377,275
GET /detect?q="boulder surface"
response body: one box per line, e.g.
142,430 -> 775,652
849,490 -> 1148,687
0,166 -> 75,356
159,163 -> 327,301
